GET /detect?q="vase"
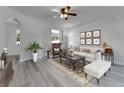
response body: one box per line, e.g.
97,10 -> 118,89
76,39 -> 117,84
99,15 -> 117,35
33,53 -> 38,62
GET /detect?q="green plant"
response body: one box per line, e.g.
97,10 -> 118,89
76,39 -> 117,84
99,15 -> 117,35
25,41 -> 43,53
102,42 -> 107,48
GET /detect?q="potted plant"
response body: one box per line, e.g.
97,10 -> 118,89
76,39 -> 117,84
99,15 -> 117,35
25,41 -> 43,62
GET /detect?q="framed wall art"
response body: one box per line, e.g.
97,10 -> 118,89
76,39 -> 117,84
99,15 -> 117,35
80,32 -> 85,38
93,38 -> 101,45
93,30 -> 101,37
86,31 -> 92,38
86,39 -> 92,45
80,29 -> 101,45
80,39 -> 85,45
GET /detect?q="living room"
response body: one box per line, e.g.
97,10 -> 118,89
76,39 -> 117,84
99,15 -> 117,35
0,5 -> 124,88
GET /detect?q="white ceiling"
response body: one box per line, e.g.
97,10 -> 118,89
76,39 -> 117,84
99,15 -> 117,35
10,6 -> 124,27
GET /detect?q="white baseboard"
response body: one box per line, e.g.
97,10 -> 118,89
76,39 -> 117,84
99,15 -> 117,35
115,61 -> 124,66
20,56 -> 45,62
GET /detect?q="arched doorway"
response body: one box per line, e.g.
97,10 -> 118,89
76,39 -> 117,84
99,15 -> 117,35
5,17 -> 22,57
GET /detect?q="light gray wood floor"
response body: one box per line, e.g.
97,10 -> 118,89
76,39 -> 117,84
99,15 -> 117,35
9,57 -> 124,87
88,64 -> 124,87
9,58 -> 82,87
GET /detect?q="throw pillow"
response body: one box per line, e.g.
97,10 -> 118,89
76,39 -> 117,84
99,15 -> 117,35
54,48 -> 60,51
83,49 -> 90,53
91,48 -> 97,54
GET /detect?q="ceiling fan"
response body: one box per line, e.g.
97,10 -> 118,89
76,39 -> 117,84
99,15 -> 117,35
52,6 -> 77,20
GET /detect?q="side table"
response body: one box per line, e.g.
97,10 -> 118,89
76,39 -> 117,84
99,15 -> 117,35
46,50 -> 50,59
101,52 -> 114,65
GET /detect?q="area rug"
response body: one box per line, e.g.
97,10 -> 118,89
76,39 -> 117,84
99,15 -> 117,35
48,58 -> 94,87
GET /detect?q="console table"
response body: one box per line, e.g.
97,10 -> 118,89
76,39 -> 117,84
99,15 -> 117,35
101,52 -> 114,64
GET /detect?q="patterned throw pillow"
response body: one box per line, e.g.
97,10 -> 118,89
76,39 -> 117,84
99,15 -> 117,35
80,47 -> 84,52
91,48 -> 97,54
83,49 -> 91,53
54,48 -> 60,51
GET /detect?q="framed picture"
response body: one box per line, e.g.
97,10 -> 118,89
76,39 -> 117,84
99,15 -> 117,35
86,39 -> 92,45
80,39 -> 85,45
86,31 -> 92,38
93,38 -> 100,45
80,32 -> 85,38
93,30 -> 101,37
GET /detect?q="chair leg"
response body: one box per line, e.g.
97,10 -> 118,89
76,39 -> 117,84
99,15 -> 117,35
85,73 -> 87,78
109,68 -> 111,72
104,73 -> 106,77
96,79 -> 100,85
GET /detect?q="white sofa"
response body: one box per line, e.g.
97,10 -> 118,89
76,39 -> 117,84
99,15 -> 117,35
73,50 -> 101,62
84,60 -> 111,84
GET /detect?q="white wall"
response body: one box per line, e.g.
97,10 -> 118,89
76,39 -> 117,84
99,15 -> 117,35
0,7 -> 52,62
0,7 -> 6,53
68,17 -> 124,65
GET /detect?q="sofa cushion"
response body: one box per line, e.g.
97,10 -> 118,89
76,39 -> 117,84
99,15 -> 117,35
75,47 -> 80,51
84,60 -> 111,79
85,57 -> 95,62
85,53 -> 95,59
83,49 -> 91,53
90,48 -> 97,54
73,51 -> 95,59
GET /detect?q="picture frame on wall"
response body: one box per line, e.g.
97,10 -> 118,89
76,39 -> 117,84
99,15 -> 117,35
86,31 -> 92,38
80,39 -> 85,45
93,30 -> 101,37
86,39 -> 92,45
80,32 -> 85,38
93,38 -> 100,45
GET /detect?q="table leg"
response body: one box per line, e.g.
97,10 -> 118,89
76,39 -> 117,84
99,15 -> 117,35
72,62 -> 76,71
104,73 -> 106,77
85,73 -> 87,78
96,79 -> 100,85
109,68 -> 111,72
112,55 -> 114,65
102,54 -> 103,60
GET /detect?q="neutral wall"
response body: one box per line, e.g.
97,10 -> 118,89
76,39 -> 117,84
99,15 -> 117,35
0,7 -> 52,62
68,17 -> 124,65
0,7 -> 6,53
50,22 -> 69,49
61,28 -> 68,49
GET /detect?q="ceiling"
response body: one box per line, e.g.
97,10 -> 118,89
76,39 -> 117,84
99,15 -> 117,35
10,6 -> 124,28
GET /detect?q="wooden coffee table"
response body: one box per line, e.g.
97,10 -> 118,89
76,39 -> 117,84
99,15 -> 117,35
67,55 -> 85,71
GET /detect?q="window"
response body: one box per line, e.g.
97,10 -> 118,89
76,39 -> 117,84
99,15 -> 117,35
51,29 -> 62,43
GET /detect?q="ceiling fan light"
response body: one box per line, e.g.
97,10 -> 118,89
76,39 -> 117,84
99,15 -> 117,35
64,14 -> 67,18
61,14 -> 64,18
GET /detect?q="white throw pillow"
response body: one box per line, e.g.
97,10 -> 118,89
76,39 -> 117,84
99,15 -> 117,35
54,48 -> 60,51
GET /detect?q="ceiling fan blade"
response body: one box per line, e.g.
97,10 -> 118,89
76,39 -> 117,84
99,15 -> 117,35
67,13 -> 77,16
65,6 -> 71,10
51,9 -> 60,13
